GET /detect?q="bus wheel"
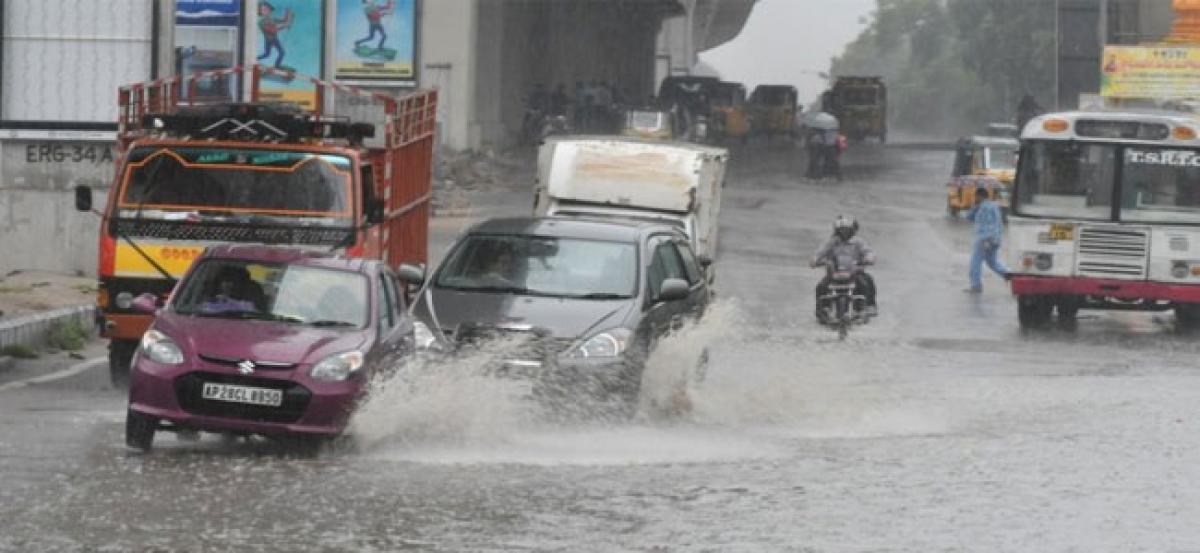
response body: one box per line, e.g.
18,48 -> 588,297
1175,304 -> 1200,330
1018,295 -> 1052,329
110,339 -> 137,389
1056,297 -> 1080,329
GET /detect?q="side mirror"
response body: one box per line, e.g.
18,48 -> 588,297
132,293 -> 161,315
74,185 -> 93,212
698,255 -> 714,268
657,278 -> 690,302
365,198 -> 385,224
397,263 -> 426,286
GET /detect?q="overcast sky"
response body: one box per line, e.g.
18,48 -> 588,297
699,0 -> 876,106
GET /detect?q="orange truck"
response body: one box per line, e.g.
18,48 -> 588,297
74,65 -> 437,386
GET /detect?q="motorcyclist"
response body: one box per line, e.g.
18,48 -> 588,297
811,216 -> 878,317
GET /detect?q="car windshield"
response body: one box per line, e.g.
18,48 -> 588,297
1119,146 -> 1200,224
1015,140 -> 1117,220
435,234 -> 638,298
173,259 -> 369,328
119,147 -> 353,220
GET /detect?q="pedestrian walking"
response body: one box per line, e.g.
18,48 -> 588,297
965,185 -> 1008,293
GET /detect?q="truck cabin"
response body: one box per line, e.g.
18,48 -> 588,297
749,85 -> 798,109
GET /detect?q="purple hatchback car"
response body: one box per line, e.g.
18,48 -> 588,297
125,245 -> 420,451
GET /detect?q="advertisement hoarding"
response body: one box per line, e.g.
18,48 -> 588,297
1101,45 -> 1200,99
255,0 -> 325,110
333,0 -> 416,84
175,0 -> 242,102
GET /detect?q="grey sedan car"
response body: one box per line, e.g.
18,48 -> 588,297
410,217 -> 710,411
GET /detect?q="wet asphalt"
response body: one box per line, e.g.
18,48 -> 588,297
4,143 -> 1200,552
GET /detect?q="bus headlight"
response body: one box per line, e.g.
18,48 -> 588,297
1172,261 -> 1189,279
1035,253 -> 1053,271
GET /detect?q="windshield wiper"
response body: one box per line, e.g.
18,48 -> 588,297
193,310 -> 303,323
570,293 -> 630,300
307,319 -> 357,328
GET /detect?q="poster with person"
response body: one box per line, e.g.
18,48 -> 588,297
256,0 -> 325,110
174,0 -> 241,102
333,0 -> 416,84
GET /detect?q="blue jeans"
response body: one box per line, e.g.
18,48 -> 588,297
969,237 -> 1008,290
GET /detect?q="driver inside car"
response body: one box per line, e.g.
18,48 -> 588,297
811,215 -> 878,317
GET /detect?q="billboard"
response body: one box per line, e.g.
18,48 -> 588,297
333,0 -> 417,84
1101,45 -> 1200,99
255,0 -> 325,110
175,0 -> 242,102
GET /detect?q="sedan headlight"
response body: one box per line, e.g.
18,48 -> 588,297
413,321 -> 437,350
141,329 -> 184,365
569,328 -> 633,359
310,351 -> 364,382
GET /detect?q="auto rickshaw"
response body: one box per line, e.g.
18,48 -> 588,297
711,81 -> 751,143
749,85 -> 798,142
946,135 -> 1019,217
657,76 -> 720,143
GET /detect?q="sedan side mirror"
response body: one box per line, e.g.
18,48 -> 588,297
658,278 -> 690,302
698,255 -> 714,268
397,263 -> 426,286
132,293 -> 161,314
74,185 -> 93,212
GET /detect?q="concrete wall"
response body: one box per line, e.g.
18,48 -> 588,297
0,135 -> 115,275
419,0 -> 479,150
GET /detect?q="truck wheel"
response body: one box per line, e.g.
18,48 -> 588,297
125,409 -> 157,451
1018,295 -> 1052,329
1056,297 -> 1080,329
109,340 -> 137,389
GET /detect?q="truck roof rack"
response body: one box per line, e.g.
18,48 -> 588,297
117,64 -> 436,152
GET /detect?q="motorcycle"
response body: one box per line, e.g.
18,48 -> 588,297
813,258 -> 871,339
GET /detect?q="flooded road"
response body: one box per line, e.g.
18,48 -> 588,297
6,144 -> 1200,551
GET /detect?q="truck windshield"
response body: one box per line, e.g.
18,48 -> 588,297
1015,140 -> 1117,220
436,234 -> 638,298
119,147 -> 353,219
840,87 -> 879,105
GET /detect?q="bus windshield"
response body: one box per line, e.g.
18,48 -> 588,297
119,147 -> 354,221
1017,140 -> 1200,224
1015,141 -> 1117,220
1119,147 -> 1200,224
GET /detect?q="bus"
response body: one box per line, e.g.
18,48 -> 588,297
1009,110 -> 1200,328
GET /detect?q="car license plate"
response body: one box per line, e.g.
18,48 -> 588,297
1049,223 -> 1074,241
201,382 -> 283,407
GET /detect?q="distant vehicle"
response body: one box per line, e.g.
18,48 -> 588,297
1009,110 -> 1200,329
123,245 -> 424,452
813,256 -> 872,340
749,84 -> 799,143
409,217 -> 710,415
621,107 -> 677,141
710,81 -> 752,143
657,75 -> 722,143
985,122 -> 1020,138
946,135 -> 1019,217
75,66 -> 436,390
533,136 -> 727,277
825,76 -> 887,142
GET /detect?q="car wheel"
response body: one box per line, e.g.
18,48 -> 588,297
125,409 -> 157,451
110,340 -> 137,390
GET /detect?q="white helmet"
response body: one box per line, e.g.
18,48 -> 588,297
833,215 -> 858,240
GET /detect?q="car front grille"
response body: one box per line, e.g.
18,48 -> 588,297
1076,227 -> 1149,279
174,372 -> 311,424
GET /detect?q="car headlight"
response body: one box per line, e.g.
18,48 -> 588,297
310,351 -> 364,382
569,328 -> 633,359
413,321 -> 438,350
141,329 -> 184,365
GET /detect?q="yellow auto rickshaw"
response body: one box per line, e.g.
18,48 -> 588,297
749,85 -> 798,142
946,136 -> 1019,217
711,81 -> 751,143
